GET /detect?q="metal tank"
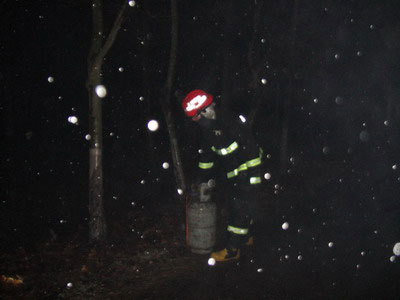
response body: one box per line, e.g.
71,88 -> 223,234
187,181 -> 217,254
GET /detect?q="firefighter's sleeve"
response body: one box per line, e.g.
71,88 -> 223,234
197,140 -> 215,183
235,116 -> 264,184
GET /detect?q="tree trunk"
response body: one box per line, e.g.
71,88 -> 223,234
220,1 -> 235,111
247,1 -> 264,128
139,11 -> 157,179
279,0 -> 299,173
159,0 -> 186,204
87,0 -> 128,243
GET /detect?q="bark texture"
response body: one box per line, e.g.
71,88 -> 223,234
159,0 -> 186,195
87,0 -> 127,243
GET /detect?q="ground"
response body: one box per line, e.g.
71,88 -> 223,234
1,159 -> 400,299
1,206 -> 399,299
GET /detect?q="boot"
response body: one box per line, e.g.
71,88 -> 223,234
245,236 -> 254,246
210,246 -> 240,262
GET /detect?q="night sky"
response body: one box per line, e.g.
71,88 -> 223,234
1,0 -> 400,297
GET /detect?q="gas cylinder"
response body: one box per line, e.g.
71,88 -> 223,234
187,182 -> 217,254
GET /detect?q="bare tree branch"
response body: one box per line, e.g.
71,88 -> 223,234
89,1 -> 128,78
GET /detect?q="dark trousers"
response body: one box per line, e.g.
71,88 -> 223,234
227,169 -> 261,247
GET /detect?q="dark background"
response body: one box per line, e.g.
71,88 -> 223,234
1,0 -> 400,279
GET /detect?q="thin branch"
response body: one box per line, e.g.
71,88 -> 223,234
88,0 -> 104,71
89,1 -> 128,77
165,0 -> 178,92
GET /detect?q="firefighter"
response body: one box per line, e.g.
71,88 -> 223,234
181,89 -> 263,262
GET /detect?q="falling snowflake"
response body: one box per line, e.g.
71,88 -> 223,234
95,85 -> 107,98
147,120 -> 159,131
335,96 -> 343,105
68,116 -> 78,124
393,242 -> 400,256
282,222 -> 289,230
208,258 -> 216,266
359,130 -> 369,142
264,173 -> 271,180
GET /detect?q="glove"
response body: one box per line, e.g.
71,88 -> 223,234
199,183 -> 210,202
199,179 -> 215,202
207,179 -> 216,188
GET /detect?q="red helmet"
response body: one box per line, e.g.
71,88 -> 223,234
182,90 -> 213,117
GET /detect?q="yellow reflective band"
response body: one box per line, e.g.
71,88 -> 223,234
227,169 -> 239,178
211,141 -> 238,156
199,162 -> 214,169
226,147 -> 264,179
227,225 -> 249,235
250,177 -> 261,184
246,157 -> 261,168
227,142 -> 239,153
238,163 -> 248,171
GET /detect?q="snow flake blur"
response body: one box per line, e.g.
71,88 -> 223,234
359,130 -> 369,142
393,242 -> 400,256
335,96 -> 343,105
68,116 -> 78,124
208,258 -> 216,266
95,85 -> 107,98
147,120 -> 159,131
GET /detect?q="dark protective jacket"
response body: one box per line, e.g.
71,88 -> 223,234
197,111 -> 263,185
